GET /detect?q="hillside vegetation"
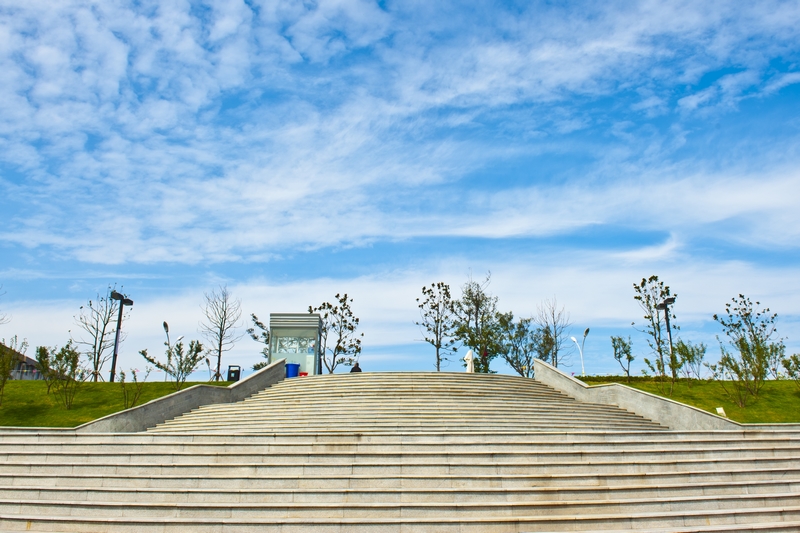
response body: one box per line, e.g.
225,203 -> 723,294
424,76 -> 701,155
0,380 -> 230,428
582,376 -> 800,424
1,377 -> 798,427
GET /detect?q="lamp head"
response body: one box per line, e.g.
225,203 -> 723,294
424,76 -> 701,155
570,336 -> 578,343
163,321 -> 169,333
110,290 -> 124,301
583,327 -> 590,338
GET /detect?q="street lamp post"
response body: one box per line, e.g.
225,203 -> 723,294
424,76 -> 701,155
656,297 -> 676,357
570,327 -> 590,377
109,290 -> 133,383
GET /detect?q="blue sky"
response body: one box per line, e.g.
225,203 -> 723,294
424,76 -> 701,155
1,0 -> 800,378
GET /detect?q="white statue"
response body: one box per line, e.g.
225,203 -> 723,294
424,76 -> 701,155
464,349 -> 474,373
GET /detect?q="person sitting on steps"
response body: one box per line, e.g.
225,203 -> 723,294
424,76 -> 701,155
350,362 -> 362,373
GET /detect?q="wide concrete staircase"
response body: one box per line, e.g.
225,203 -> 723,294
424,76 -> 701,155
148,371 -> 665,434
0,372 -> 799,532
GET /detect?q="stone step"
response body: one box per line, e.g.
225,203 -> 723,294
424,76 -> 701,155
3,466 -> 796,489
256,389 -> 553,397
528,523 -> 800,533
160,406 -> 654,418
172,402 -> 647,413
1,503 -> 800,532
3,492 -> 800,518
147,421 -> 663,432
5,477 -> 800,503
4,455 -> 799,477
2,443 -> 797,464
247,384 -> 575,392
2,436 -> 795,454
147,422 -> 665,432
185,401 -> 634,413
4,429 -> 800,443
190,401 -> 624,411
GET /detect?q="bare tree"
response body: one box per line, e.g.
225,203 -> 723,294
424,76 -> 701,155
310,293 -> 363,373
0,285 -> 10,326
72,286 -> 124,382
534,297 -> 572,368
200,285 -> 243,381
416,282 -> 458,371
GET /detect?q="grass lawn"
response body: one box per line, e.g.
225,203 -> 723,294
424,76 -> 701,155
3,376 -> 799,427
0,380 -> 231,428
582,376 -> 800,424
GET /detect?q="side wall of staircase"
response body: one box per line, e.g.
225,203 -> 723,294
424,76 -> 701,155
76,359 -> 286,433
534,358 -> 739,430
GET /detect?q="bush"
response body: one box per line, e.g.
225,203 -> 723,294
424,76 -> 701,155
119,367 -> 151,409
50,341 -> 87,410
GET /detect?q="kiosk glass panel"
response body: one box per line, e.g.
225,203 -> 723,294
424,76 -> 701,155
271,327 -> 318,374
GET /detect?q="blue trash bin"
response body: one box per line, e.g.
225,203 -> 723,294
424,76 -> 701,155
286,363 -> 301,378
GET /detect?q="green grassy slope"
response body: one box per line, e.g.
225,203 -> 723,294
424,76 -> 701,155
0,380 -> 231,428
2,377 -> 799,427
582,376 -> 800,424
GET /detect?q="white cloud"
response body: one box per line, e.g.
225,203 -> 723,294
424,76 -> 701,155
763,72 -> 800,94
678,86 -> 718,111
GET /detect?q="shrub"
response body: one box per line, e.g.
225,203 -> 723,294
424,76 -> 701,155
51,341 -> 87,410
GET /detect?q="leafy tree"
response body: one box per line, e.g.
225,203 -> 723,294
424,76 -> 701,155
783,354 -> 800,390
51,340 -> 87,410
708,294 -> 783,407
247,313 -> 271,371
450,273 -> 504,374
498,314 -> 551,378
675,339 -> 706,384
200,285 -> 243,381
140,323 -> 204,390
536,326 -> 555,364
633,275 -> 678,391
309,293 -> 363,373
416,282 -> 458,371
34,346 -> 57,394
534,297 -> 572,368
611,336 -> 634,382
0,336 -> 27,406
72,286 -> 125,382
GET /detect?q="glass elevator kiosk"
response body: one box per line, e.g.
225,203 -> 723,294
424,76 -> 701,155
269,313 -> 322,375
